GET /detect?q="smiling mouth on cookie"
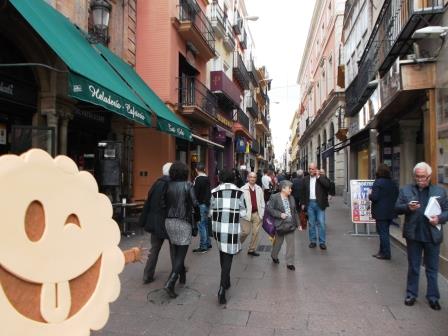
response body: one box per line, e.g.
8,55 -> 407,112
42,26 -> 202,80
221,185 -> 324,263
0,256 -> 102,323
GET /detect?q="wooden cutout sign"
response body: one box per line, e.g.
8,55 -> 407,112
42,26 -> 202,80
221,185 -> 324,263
0,149 -> 138,335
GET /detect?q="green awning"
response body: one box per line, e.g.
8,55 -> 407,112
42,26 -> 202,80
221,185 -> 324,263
10,0 -> 151,127
95,44 -> 192,141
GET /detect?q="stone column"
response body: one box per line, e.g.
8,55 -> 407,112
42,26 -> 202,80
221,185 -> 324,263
58,112 -> 73,156
399,120 -> 420,186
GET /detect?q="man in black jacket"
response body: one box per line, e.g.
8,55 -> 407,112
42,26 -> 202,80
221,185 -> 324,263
193,163 -> 212,253
300,163 -> 331,250
139,162 -> 174,284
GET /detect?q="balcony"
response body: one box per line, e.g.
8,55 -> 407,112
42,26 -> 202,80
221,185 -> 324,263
245,93 -> 259,118
246,58 -> 260,87
347,0 -> 447,116
223,20 -> 236,52
256,113 -> 270,133
179,76 -> 218,125
209,1 -> 226,38
372,0 -> 446,77
173,0 -> 216,61
210,70 -> 241,109
260,144 -> 265,157
232,108 -> 251,137
251,140 -> 260,154
233,52 -> 250,90
239,28 -> 247,49
233,11 -> 243,34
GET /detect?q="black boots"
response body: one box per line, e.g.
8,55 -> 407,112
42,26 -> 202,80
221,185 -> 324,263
164,272 -> 178,298
218,286 -> 227,305
179,268 -> 186,284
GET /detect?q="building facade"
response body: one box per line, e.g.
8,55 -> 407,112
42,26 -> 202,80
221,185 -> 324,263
295,0 -> 347,195
343,0 -> 448,276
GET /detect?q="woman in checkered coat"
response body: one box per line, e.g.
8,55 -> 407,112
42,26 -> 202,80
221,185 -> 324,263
210,169 -> 247,305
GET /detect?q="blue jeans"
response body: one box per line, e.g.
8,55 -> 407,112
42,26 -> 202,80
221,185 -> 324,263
405,239 -> 440,301
376,219 -> 391,257
307,200 -> 326,244
198,204 -> 211,249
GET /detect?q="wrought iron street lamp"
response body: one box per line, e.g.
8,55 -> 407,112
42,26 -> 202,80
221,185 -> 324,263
89,0 -> 112,45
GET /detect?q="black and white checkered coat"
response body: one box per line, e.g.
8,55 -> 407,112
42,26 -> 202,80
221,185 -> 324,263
210,183 -> 247,254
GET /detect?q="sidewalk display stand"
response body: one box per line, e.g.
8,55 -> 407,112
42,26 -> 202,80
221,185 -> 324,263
350,180 -> 377,236
0,149 -> 141,336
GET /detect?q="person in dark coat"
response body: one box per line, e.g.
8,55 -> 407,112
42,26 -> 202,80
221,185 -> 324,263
369,164 -> 399,260
299,162 -> 331,250
139,162 -> 173,284
395,162 -> 448,310
291,169 -> 304,208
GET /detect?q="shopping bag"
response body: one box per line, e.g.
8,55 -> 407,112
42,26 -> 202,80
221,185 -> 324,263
262,211 -> 276,237
299,211 -> 308,230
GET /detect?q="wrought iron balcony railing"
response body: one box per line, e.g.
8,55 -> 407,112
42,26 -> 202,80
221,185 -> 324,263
251,140 -> 260,154
237,108 -> 250,131
179,0 -> 215,54
223,19 -> 236,51
246,58 -> 260,87
179,75 -> 217,118
233,11 -> 242,34
239,28 -> 247,49
209,1 -> 226,38
233,51 -> 250,90
260,144 -> 265,157
245,93 -> 259,118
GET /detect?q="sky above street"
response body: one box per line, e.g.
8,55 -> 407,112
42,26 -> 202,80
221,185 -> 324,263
245,0 -> 315,161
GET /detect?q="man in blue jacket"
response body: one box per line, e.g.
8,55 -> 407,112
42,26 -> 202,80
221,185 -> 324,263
395,162 -> 447,311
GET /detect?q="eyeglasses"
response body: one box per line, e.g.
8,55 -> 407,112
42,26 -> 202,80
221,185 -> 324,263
415,175 -> 430,181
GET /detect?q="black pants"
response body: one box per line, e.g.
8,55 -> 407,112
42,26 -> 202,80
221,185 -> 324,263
219,251 -> 233,287
143,234 -> 174,281
171,244 -> 189,274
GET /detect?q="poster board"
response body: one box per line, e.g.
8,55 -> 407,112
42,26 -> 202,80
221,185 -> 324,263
350,180 -> 375,224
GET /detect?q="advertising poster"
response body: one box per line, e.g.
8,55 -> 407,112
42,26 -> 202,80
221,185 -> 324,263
350,180 -> 375,224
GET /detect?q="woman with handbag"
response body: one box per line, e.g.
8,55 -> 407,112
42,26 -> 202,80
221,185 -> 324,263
210,169 -> 247,305
267,180 -> 299,271
163,161 -> 199,298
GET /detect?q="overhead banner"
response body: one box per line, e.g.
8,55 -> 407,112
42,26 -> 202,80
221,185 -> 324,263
350,180 -> 375,224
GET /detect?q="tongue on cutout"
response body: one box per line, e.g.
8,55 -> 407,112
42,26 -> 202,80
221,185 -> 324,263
40,281 -> 71,323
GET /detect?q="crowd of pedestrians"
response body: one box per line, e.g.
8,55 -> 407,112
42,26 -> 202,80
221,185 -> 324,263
138,160 -> 446,310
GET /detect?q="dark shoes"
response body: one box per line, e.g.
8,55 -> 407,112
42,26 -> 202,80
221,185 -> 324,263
207,244 -> 213,249
248,251 -> 260,256
143,277 -> 154,284
309,242 -> 317,248
193,247 -> 208,253
429,300 -> 441,311
164,273 -> 178,298
218,286 -> 227,305
376,255 -> 391,260
287,265 -> 295,271
319,243 -> 327,250
404,296 -> 416,306
272,257 -> 280,264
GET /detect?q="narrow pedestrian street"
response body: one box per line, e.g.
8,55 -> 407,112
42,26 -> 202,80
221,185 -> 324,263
94,197 -> 448,336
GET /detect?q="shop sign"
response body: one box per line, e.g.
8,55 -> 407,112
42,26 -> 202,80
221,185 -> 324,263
157,119 -> 192,141
0,81 -> 14,96
0,77 -> 36,107
217,114 -> 233,128
235,137 -> 246,153
69,73 -> 151,127
350,180 -> 375,224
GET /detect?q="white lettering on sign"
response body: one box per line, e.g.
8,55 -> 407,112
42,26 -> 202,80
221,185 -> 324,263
168,123 -> 186,136
125,104 -> 145,121
0,82 -> 14,96
89,85 -> 122,109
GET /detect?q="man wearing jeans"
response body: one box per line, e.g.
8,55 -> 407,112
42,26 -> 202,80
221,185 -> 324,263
193,163 -> 212,253
300,162 -> 331,250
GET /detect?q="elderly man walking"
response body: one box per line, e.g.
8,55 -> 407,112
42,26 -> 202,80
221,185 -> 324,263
240,172 -> 265,256
300,163 -> 331,250
395,162 -> 447,310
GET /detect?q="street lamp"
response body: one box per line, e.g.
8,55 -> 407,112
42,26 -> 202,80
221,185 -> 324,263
89,0 -> 112,45
237,15 -> 259,23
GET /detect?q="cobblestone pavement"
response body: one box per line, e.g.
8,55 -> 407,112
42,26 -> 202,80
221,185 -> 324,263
93,197 -> 448,336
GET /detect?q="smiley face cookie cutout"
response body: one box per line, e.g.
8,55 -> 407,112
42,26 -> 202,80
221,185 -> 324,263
0,149 -> 124,336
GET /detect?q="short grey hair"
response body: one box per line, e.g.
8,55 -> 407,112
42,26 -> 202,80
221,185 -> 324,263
297,169 -> 304,177
162,162 -> 173,176
413,162 -> 432,176
279,180 -> 293,191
